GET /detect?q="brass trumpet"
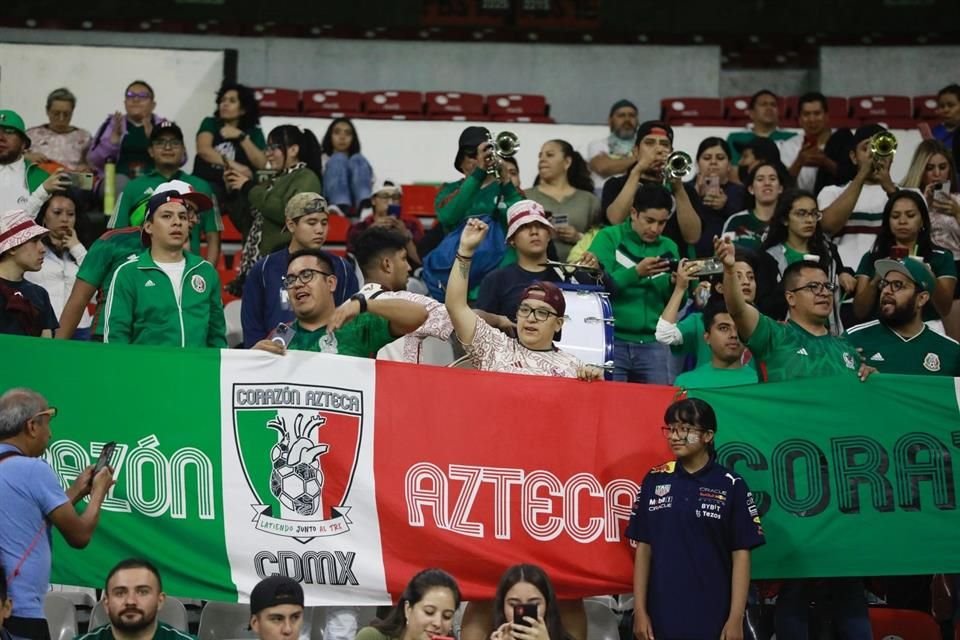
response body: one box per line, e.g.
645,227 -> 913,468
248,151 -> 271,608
869,131 -> 897,171
485,131 -> 520,175
662,150 -> 693,183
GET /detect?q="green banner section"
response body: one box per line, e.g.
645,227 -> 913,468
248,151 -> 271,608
695,374 -> 960,578
1,336 -> 237,600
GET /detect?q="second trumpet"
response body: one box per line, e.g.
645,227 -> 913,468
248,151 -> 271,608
485,131 -> 520,175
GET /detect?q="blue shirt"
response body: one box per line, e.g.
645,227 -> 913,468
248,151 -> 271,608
0,443 -> 70,618
241,248 -> 359,348
626,457 -> 765,640
932,123 -> 956,150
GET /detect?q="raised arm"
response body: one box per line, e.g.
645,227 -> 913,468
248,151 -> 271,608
820,160 -> 872,234
444,218 -> 490,345
716,236 -> 759,340
655,260 -> 695,345
669,177 -> 703,244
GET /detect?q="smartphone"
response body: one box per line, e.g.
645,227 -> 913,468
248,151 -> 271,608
387,204 -> 402,217
93,442 -> 117,476
551,213 -> 569,226
256,169 -> 278,184
271,323 -> 297,348
803,134 -> 818,148
687,257 -> 724,276
67,172 -> 94,190
933,181 -> 952,204
513,604 -> 538,626
703,175 -> 721,196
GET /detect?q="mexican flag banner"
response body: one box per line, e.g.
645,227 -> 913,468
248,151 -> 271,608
1,335 -> 958,604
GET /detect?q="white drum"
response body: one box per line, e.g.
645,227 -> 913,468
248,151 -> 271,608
555,286 -> 614,371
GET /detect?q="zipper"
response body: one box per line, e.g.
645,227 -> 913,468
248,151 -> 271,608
179,262 -> 205,347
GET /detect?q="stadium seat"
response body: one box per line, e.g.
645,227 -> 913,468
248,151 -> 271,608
252,88 -> 301,115
784,95 -> 799,118
723,95 -> 789,121
868,607 -> 941,640
491,114 -> 555,123
871,118 -> 920,130
323,213 -> 351,256
198,602 -> 257,640
362,90 -> 424,116
660,97 -> 723,123
849,95 -> 912,119
914,95 -> 940,120
671,118 -> 729,127
90,597 -> 190,632
44,593 -> 78,640
425,91 -> 484,117
583,599 -> 619,640
224,299 -> 243,347
486,94 -> 548,117
825,96 -> 850,118
221,215 -> 243,243
302,89 -> 364,116
400,184 -> 441,225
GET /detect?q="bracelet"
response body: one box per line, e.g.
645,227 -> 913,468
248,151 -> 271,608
456,252 -> 473,262
350,293 -> 367,313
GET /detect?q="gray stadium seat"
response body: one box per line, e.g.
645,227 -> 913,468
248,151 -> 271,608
583,599 -> 620,640
89,597 -> 189,632
43,593 -> 77,640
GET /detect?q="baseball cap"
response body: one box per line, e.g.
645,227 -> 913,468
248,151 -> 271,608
140,190 -> 187,246
249,576 -> 304,616
0,110 -> 30,147
150,120 -> 184,143
852,124 -> 888,148
0,209 -> 48,256
635,120 -> 674,145
373,180 -> 402,197
285,192 -> 328,220
505,200 -> 553,240
609,99 -> 638,117
520,281 -> 566,316
454,126 -> 491,171
130,180 -> 214,227
875,257 -> 937,293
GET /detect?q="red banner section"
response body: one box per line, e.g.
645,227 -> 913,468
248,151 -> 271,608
374,362 -> 677,600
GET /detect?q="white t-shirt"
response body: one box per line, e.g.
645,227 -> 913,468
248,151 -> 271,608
817,183 -> 889,270
156,259 -> 187,305
465,315 -> 583,377
586,137 -> 632,195
777,134 -> 820,193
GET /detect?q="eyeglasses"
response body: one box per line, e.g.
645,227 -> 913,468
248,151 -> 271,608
790,208 -> 823,220
660,424 -> 705,439
265,143 -> 282,152
31,407 -> 58,422
878,278 -> 915,292
516,304 -> 559,322
788,281 -> 838,294
125,90 -> 152,100
282,268 -> 332,289
152,139 -> 183,149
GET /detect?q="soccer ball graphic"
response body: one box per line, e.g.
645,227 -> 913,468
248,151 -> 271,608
267,413 -> 329,517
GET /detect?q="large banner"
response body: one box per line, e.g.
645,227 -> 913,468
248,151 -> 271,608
1,336 -> 958,604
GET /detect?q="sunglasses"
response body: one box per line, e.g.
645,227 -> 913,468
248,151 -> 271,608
125,90 -> 153,100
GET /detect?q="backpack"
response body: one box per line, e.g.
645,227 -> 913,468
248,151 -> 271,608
420,214 -> 506,302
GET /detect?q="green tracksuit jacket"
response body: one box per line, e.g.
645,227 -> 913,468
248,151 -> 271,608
103,249 -> 226,348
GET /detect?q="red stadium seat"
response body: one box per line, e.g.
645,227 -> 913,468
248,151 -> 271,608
849,95 -> 912,119
426,91 -> 484,116
868,118 -> 920,130
914,95 -> 940,120
723,95 -> 789,121
362,91 -> 423,116
401,184 -> 441,221
302,90 -> 363,116
491,114 -> 555,123
671,118 -> 729,127
220,215 -> 242,243
867,607 -> 940,640
784,96 -> 799,118
826,96 -> 850,118
486,94 -> 548,117
252,88 -> 300,115
660,98 -> 723,123
426,114 -> 485,122
326,213 -> 351,244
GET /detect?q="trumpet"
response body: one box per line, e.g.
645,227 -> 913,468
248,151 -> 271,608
662,151 -> 693,183
869,131 -> 897,171
485,131 -> 520,175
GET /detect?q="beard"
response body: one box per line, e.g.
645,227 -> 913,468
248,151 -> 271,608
110,607 -> 158,633
880,293 -> 919,327
0,146 -> 22,164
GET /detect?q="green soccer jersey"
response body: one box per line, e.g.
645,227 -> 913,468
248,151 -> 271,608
76,227 -> 144,336
77,622 -> 196,640
845,320 -> 960,376
726,130 -> 797,165
856,249 -> 957,321
721,209 -> 769,252
747,315 -> 861,382
674,312 -> 757,371
674,364 -> 759,389
288,314 -> 395,358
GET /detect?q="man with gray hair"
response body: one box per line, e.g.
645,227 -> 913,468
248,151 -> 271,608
0,388 -> 113,640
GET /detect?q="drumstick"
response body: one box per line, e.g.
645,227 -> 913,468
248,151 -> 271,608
539,261 -> 601,271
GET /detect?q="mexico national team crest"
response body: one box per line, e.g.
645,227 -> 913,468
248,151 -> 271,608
191,274 -> 206,294
233,383 -> 363,543
923,352 -> 941,372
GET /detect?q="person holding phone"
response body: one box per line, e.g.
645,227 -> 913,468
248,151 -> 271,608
629,398 -> 765,640
776,92 -> 843,194
356,569 -> 460,640
852,190 -> 956,325
488,565 -> 575,640
0,109 -> 70,217
348,180 -> 424,266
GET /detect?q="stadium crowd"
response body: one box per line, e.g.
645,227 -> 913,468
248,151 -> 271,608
1,77 -> 960,640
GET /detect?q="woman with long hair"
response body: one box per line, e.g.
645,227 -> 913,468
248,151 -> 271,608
630,398 -> 764,640
321,117 -> 374,216
758,189 -> 853,331
721,162 -> 784,251
852,190 -> 956,323
678,137 -> 748,256
195,82 -> 267,178
489,565 -> 573,640
525,139 -> 599,261
356,569 -> 460,640
900,139 -> 960,337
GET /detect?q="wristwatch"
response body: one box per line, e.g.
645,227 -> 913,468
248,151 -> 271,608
350,293 -> 368,313
235,132 -> 248,142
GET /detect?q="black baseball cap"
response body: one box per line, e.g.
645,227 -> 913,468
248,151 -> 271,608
635,120 -> 673,145
150,120 -> 184,143
249,576 -> 304,615
454,126 -> 490,172
851,124 -> 888,147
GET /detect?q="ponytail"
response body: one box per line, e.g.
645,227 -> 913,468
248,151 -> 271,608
267,124 -> 324,177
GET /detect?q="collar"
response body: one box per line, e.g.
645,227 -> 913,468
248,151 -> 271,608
136,248 -> 202,271
146,169 -> 184,180
883,321 -> 926,343
786,318 -> 829,337
280,162 -> 307,176
674,455 -> 716,479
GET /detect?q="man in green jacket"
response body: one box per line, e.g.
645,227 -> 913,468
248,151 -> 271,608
103,190 -> 226,348
589,185 -> 679,384
108,121 -> 222,265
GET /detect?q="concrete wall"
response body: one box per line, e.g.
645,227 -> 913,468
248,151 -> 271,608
820,46 -> 960,96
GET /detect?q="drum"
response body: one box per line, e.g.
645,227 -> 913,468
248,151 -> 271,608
555,285 -> 614,373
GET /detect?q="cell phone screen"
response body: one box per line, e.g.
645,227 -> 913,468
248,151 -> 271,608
514,604 -> 538,626
94,442 -> 117,475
